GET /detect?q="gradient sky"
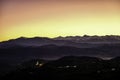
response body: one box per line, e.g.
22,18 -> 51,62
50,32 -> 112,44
0,0 -> 120,41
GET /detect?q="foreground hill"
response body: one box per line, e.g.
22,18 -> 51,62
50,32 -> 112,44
2,56 -> 120,80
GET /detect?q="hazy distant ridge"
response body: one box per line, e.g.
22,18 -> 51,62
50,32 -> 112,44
0,35 -> 120,48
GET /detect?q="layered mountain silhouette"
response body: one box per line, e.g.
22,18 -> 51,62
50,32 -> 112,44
1,35 -> 120,76
1,35 -> 120,48
1,36 -> 120,64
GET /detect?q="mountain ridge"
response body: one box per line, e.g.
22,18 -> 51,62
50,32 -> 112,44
1,35 -> 120,42
1,35 -> 120,48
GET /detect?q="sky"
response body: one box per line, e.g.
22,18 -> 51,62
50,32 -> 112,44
0,0 -> 120,41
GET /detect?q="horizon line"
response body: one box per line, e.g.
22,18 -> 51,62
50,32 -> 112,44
1,34 -> 120,42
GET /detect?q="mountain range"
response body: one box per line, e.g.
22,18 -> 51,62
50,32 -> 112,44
1,36 -> 120,60
1,35 -> 120,74
1,35 -> 120,48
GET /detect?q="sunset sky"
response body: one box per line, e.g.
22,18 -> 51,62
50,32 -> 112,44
0,0 -> 120,41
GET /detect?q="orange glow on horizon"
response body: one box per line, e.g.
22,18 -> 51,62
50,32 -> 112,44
0,0 -> 120,41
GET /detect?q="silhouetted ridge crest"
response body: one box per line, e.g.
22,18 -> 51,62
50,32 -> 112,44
58,56 -> 102,62
45,56 -> 103,67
